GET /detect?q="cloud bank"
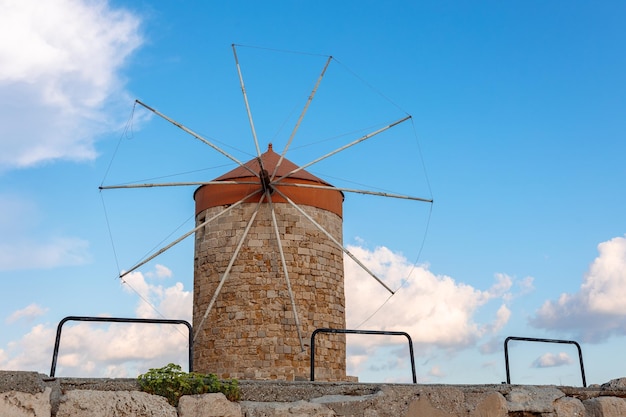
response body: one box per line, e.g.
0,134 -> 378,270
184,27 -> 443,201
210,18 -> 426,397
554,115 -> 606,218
345,245 -> 513,348
0,265 -> 191,377
530,235 -> 626,342
0,0 -> 142,170
344,245 -> 519,381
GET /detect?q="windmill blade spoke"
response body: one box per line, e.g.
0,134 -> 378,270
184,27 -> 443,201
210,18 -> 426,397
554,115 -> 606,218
273,188 -> 394,295
273,56 -> 333,179
194,195 -> 266,342
232,44 -> 263,161
273,182 -> 433,203
274,115 -> 411,183
267,192 -> 306,352
135,99 -> 259,178
100,180 -> 259,190
120,188 -> 262,279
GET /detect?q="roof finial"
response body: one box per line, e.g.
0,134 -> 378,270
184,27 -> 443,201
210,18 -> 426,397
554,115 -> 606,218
268,143 -> 273,152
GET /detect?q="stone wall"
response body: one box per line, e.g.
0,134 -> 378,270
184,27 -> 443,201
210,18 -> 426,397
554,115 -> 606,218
3,371 -> 626,416
193,202 -> 346,381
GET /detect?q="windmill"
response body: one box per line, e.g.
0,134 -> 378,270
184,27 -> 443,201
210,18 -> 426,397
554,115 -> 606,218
101,45 -> 433,381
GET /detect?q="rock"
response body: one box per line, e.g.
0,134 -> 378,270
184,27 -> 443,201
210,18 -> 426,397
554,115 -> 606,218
57,390 -> 176,417
310,391 -> 382,415
471,392 -> 508,417
584,397 -> 626,417
0,387 -> 52,417
420,387 -> 466,414
601,378 -> 626,391
554,396 -> 585,417
0,372 -> 48,395
179,393 -> 243,417
506,386 -> 565,414
241,400 -> 336,417
406,396 -> 456,417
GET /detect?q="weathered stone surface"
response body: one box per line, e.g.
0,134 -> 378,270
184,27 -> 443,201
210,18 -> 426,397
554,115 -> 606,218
0,387 -> 52,417
178,393 -> 242,417
406,386 -> 508,417
6,371 -> 626,417
57,390 -> 176,417
584,397 -> 626,417
0,371 -> 48,395
601,378 -> 626,391
506,386 -> 564,413
58,377 -> 140,392
241,400 -> 336,417
471,392 -> 508,417
554,396 -> 586,416
238,381 -> 380,402
406,396 -> 456,417
419,387 -> 467,415
310,391 -> 385,415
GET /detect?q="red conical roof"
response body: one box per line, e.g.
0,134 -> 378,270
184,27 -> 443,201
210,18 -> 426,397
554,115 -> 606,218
214,143 -> 331,186
194,143 -> 343,217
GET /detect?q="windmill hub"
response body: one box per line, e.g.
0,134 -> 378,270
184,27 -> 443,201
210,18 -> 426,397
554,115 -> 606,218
259,168 -> 273,194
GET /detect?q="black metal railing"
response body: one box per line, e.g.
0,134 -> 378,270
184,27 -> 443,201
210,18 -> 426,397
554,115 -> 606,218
310,328 -> 417,383
50,315 -> 193,377
504,336 -> 586,387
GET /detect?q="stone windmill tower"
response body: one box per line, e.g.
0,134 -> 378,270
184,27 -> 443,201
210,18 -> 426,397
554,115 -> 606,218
192,143 -> 346,381
101,45 -> 432,382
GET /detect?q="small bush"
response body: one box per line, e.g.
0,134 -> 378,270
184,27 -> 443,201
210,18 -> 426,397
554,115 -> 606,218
137,363 -> 240,406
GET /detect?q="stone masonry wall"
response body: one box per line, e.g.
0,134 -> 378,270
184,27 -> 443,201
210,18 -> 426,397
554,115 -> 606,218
193,202 -> 346,382
3,371 -> 626,417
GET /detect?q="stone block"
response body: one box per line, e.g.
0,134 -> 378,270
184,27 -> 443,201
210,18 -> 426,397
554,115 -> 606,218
506,386 -> 564,414
178,393 -> 242,417
584,397 -> 626,417
242,400 -> 335,417
554,396 -> 585,417
57,390 -> 176,417
0,387 -> 51,417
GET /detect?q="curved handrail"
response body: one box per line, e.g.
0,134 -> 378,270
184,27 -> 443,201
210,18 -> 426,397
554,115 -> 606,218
310,328 -> 416,383
50,315 -> 193,377
504,336 -> 586,387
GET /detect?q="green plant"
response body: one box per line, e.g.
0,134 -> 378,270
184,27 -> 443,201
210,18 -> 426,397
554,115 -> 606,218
137,363 -> 240,406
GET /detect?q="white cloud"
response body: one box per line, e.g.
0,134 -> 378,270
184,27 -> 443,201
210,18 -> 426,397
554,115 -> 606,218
0,265 -> 192,377
531,352 -> 572,368
0,0 -> 142,170
145,264 -> 173,280
121,268 -> 192,320
5,303 -> 48,324
345,245 -> 513,349
530,235 -> 626,342
344,245 -> 517,380
0,324 -> 56,373
484,304 -> 511,335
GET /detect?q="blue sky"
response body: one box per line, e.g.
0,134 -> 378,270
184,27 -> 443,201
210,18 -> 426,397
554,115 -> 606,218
1,0 -> 625,385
